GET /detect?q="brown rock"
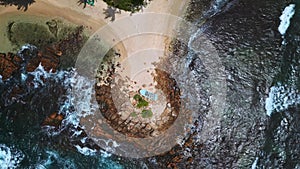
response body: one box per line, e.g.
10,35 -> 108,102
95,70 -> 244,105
0,47 -> 62,92
26,46 -> 61,72
0,53 -> 23,80
187,157 -> 193,163
167,163 -> 178,169
42,112 -> 64,128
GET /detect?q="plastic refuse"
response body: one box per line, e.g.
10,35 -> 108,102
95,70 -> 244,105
139,89 -> 158,101
86,0 -> 94,6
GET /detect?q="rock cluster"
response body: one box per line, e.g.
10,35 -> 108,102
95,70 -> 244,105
95,68 -> 181,138
0,26 -> 86,131
0,26 -> 85,80
96,85 -> 155,138
0,53 -> 23,80
42,112 -> 64,128
26,46 -> 62,72
0,46 -> 62,80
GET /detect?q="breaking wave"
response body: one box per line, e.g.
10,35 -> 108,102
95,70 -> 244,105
265,84 -> 300,116
0,144 -> 24,169
27,64 -> 124,166
278,4 -> 296,36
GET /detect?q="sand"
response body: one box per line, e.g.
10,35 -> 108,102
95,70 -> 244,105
0,0 -> 189,112
0,0 -> 189,80
0,0 -> 188,45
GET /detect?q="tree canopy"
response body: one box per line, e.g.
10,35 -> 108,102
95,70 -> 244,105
103,0 -> 145,12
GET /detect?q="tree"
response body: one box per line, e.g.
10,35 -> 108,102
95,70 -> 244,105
0,0 -> 35,11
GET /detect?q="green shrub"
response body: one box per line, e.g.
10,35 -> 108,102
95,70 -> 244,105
137,99 -> 148,108
103,0 -> 145,11
141,109 -> 153,118
133,94 -> 142,101
130,112 -> 138,117
133,94 -> 149,108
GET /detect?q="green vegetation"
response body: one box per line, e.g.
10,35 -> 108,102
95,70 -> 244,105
103,0 -> 145,12
130,112 -> 138,117
131,94 -> 153,118
133,94 -> 149,108
6,19 -> 85,51
8,22 -> 56,49
133,94 -> 142,100
141,109 -> 153,118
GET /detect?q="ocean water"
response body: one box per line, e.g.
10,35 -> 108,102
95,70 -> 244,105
265,2 -> 300,117
1,0 -> 300,168
0,46 -> 127,168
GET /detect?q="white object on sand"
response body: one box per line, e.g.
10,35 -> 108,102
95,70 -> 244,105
140,89 -> 158,101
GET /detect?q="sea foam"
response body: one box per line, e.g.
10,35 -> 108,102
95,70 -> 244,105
34,150 -> 76,169
278,4 -> 296,35
0,144 -> 24,169
29,63 -> 66,88
265,84 -> 300,116
74,145 -> 97,156
251,157 -> 259,169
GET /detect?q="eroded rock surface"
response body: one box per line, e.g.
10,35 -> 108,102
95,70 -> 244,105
0,53 -> 23,80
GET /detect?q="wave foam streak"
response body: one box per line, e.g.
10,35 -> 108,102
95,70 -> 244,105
265,84 -> 300,116
0,144 -> 24,169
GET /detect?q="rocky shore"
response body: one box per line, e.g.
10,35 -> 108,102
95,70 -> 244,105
94,55 -> 182,138
2,0 -> 298,168
0,25 -> 86,80
0,23 -> 87,135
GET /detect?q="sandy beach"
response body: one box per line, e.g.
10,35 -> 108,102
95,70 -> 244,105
0,0 -> 188,50
0,0 -> 189,91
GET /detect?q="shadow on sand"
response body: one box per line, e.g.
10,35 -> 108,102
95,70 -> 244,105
0,0 -> 35,11
77,0 -> 88,8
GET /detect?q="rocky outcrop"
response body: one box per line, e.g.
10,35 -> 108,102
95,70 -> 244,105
136,0 -> 298,168
26,46 -> 62,72
0,25 -> 85,80
0,53 -> 23,80
0,46 -> 62,80
56,26 -> 86,69
95,67 -> 181,138
42,112 -> 64,128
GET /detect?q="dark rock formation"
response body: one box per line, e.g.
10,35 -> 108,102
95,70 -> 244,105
0,53 -> 23,80
0,25 -> 85,80
140,0 -> 298,168
25,46 -> 62,72
42,112 -> 64,128
0,46 -> 61,80
56,26 -> 86,69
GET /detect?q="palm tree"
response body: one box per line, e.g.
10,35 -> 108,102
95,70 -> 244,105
77,0 -> 94,8
0,0 -> 35,11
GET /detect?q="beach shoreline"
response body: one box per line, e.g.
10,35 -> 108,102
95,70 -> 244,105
0,0 -> 190,53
